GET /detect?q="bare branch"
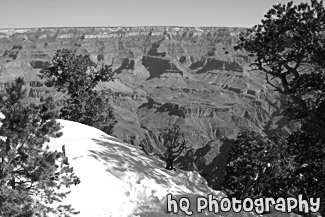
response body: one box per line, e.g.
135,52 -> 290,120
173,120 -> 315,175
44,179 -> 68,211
265,73 -> 283,93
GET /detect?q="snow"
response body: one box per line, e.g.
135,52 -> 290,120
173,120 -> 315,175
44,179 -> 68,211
45,119 -> 300,217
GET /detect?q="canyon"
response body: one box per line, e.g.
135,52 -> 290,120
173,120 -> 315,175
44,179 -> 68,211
0,26 -> 290,187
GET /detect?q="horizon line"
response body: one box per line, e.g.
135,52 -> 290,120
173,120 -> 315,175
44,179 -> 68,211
0,25 -> 251,30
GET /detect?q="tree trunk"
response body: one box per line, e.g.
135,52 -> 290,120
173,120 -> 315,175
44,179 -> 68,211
11,177 -> 15,189
166,159 -> 174,170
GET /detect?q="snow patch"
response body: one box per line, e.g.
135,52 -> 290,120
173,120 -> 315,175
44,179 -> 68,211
45,119 -> 298,217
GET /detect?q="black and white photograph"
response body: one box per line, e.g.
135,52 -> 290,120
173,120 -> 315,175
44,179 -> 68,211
0,0 -> 324,216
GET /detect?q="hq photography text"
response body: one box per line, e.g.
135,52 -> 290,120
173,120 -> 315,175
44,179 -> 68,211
166,194 -> 320,215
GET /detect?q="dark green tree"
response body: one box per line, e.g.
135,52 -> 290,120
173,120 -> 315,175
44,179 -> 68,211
0,77 -> 80,217
39,49 -> 117,135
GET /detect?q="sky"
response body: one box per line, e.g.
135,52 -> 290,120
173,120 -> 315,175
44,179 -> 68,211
0,0 -> 309,28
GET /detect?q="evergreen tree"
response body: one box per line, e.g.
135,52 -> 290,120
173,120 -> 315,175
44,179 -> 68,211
223,1 -> 325,215
39,49 -> 117,135
221,130 -> 325,216
283,129 -> 325,216
235,0 -> 325,140
60,90 -> 116,135
220,131 -> 275,201
0,77 -> 79,217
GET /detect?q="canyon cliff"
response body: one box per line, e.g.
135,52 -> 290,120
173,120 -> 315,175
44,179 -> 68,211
0,26 -> 291,188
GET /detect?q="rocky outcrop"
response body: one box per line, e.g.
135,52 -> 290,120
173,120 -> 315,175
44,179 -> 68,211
147,42 -> 167,57
29,80 -> 43,87
191,57 -> 243,73
29,60 -> 49,69
142,56 -> 183,80
115,58 -> 135,73
2,45 -> 22,60
29,50 -> 50,59
137,95 -> 273,148
109,91 -> 145,101
28,87 -> 52,98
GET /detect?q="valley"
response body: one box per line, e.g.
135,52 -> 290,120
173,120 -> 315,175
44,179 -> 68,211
0,26 -> 289,186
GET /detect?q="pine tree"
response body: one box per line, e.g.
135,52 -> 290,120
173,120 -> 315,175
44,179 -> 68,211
229,1 -> 325,215
235,0 -> 325,140
0,77 -> 80,217
60,90 -> 117,135
220,131 -> 275,201
39,49 -> 117,135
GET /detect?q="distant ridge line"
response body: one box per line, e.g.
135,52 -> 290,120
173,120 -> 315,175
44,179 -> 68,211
0,26 -> 247,30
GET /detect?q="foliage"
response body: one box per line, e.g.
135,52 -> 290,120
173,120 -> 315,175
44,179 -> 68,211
283,129 -> 325,215
140,125 -> 189,170
60,90 -> 117,135
221,130 -> 325,215
39,49 -> 117,135
0,77 -> 80,217
39,49 -> 114,97
220,131 -> 276,200
222,1 -> 325,216
235,0 -> 325,139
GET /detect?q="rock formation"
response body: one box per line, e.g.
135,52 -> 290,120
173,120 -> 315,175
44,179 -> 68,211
0,26 -> 291,191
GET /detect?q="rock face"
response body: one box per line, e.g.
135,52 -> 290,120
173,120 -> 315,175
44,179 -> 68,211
0,26 -> 291,190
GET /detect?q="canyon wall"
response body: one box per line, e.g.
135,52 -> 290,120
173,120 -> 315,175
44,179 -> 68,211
0,26 -> 290,187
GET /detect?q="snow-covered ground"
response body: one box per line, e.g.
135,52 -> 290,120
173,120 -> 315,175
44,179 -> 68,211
46,120 -> 300,217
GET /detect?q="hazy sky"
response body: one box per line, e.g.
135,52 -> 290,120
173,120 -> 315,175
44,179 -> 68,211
0,0 -> 309,28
